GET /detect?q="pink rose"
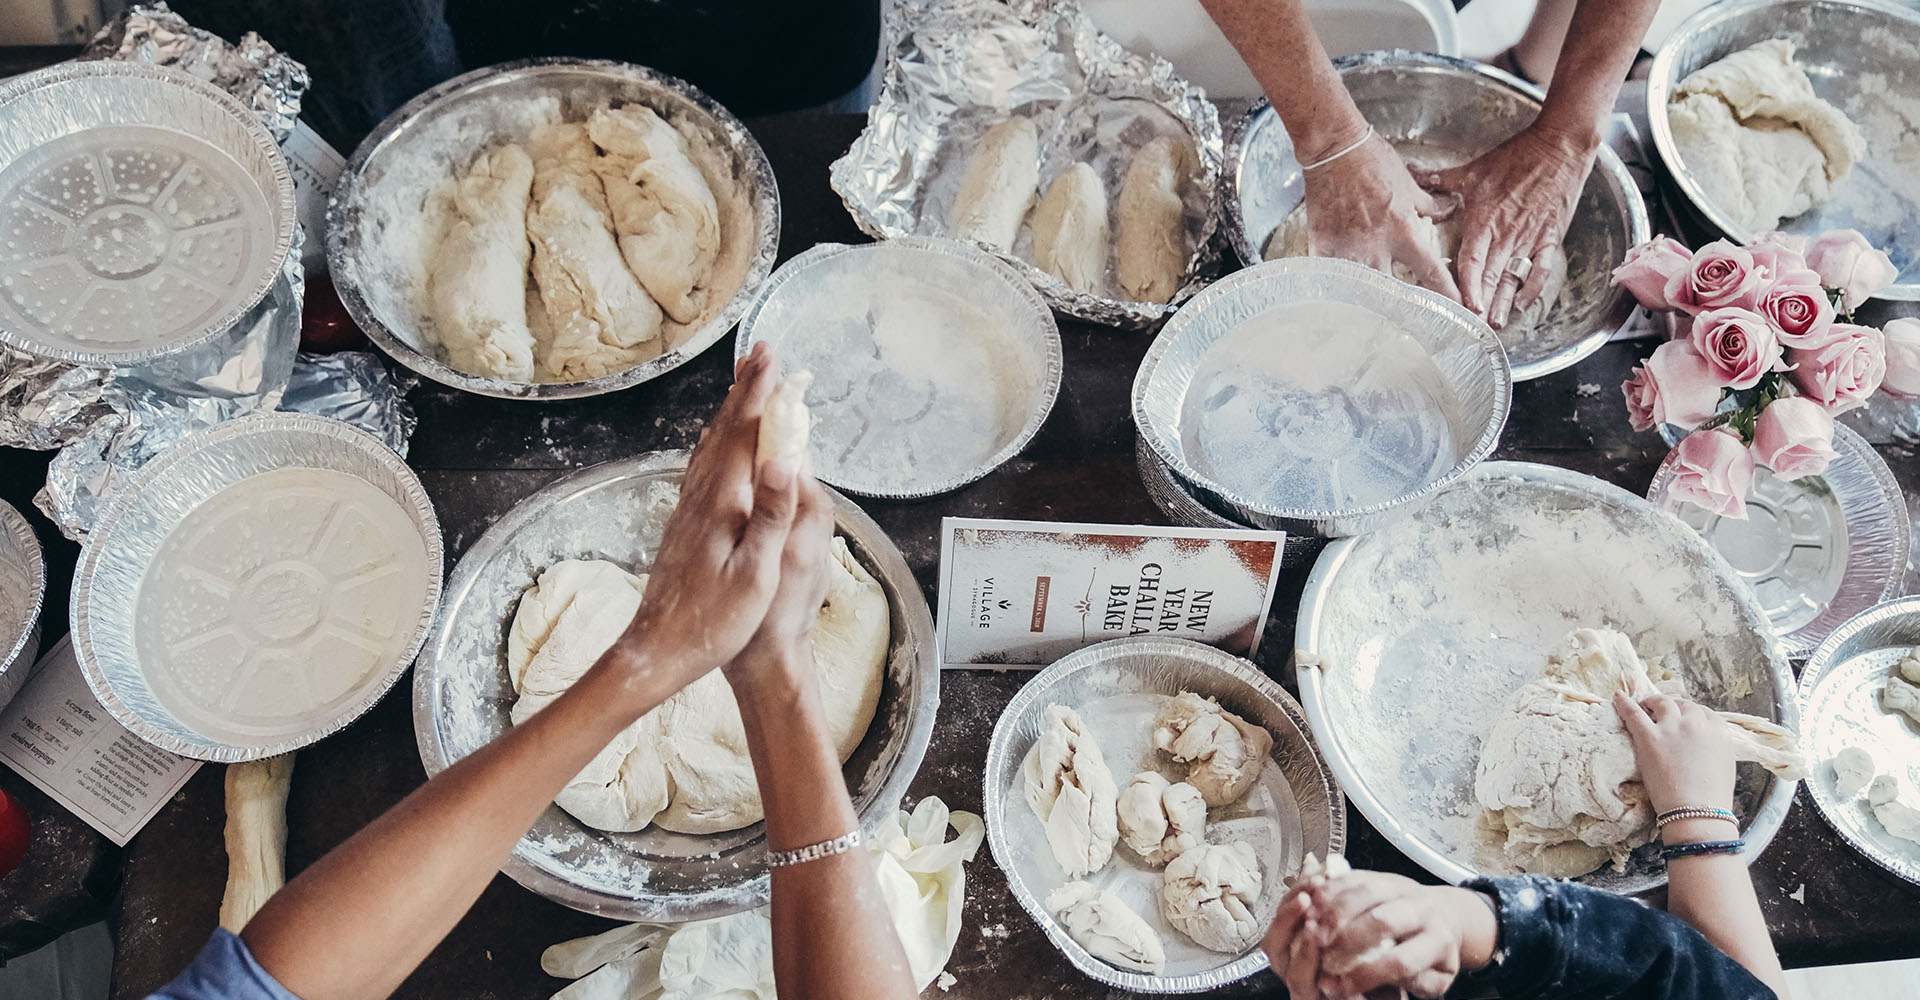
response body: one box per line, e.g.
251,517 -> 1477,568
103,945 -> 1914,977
1750,397 -> 1837,480
1788,323 -> 1887,414
1883,317 -> 1920,397
1807,229 -> 1898,310
1746,231 -> 1809,278
1612,237 -> 1693,311
1622,340 -> 1725,432
1671,241 -> 1764,314
1757,268 -> 1836,347
1689,306 -> 1784,390
1667,427 -> 1754,519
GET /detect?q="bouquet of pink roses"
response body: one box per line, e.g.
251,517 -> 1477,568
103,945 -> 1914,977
1612,229 -> 1920,518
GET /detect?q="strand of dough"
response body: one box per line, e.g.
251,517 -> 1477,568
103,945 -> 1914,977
1031,163 -> 1109,294
426,145 -> 538,380
587,105 -> 722,326
948,116 -> 1039,252
1022,704 -> 1120,877
1116,136 -> 1190,304
219,753 -> 294,932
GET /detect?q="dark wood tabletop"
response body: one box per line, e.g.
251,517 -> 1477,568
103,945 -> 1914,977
2,109 -> 1917,998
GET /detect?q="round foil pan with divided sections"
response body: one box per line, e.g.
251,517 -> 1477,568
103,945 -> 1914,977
985,636 -> 1343,993
328,58 -> 780,400
1295,462 -> 1797,895
412,451 -> 938,922
72,414 -> 443,762
0,499 -> 46,712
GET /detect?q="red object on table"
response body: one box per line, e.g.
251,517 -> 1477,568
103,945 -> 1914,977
300,272 -> 367,353
0,787 -> 29,879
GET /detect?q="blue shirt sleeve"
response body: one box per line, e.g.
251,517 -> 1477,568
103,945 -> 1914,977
146,929 -> 301,1000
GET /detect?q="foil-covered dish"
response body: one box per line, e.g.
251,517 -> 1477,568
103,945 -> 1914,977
81,1 -> 310,145
0,500 -> 46,712
1797,597 -> 1920,888
1133,434 -> 1327,569
412,452 -> 938,921
1295,462 -> 1797,895
1133,257 -> 1510,539
735,238 -> 1062,499
984,636 -> 1343,993
328,58 -> 781,400
72,413 -> 443,762
1225,50 -> 1646,380
831,0 -> 1224,329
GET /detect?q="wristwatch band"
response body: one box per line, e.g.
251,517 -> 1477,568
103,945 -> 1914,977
766,828 -> 863,868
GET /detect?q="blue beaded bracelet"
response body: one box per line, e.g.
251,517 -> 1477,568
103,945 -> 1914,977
1661,839 -> 1744,861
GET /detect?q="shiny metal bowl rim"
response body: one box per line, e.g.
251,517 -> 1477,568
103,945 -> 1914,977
70,412 -> 444,762
0,60 -> 297,366
1131,255 -> 1513,532
734,236 -> 1065,499
983,634 -> 1346,993
1647,0 -> 1920,301
411,449 -> 940,921
1293,460 -> 1799,892
0,499 -> 46,689
1796,594 -> 1920,888
1221,49 -> 1648,380
326,57 -> 782,400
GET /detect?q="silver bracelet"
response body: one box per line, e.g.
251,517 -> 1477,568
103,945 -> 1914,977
1300,124 -> 1376,171
767,828 -> 863,868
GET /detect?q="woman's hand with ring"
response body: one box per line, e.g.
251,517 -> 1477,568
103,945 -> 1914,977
1301,130 -> 1462,302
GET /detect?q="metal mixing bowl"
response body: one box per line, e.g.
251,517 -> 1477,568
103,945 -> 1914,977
412,451 -> 938,922
0,499 -> 46,712
327,58 -> 781,400
1649,0 -> 1920,300
1225,50 -> 1646,381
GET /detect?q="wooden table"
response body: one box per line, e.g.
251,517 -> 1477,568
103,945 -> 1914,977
1,111 -> 1916,998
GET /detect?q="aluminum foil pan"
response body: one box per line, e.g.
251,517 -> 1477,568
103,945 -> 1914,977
735,238 -> 1062,499
1649,0 -> 1920,301
1798,596 -> 1920,888
412,451 -> 938,922
1133,433 -> 1327,569
328,58 -> 781,400
1295,461 -> 1798,894
830,0 -> 1224,330
0,60 -> 297,367
1649,420 -> 1909,659
1133,256 -> 1511,538
0,500 -> 46,713
72,413 -> 443,762
1224,51 -> 1646,381
984,636 -> 1343,993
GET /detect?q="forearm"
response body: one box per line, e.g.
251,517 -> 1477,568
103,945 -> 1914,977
1534,0 -> 1661,145
1664,820 -> 1790,997
1197,0 -> 1367,161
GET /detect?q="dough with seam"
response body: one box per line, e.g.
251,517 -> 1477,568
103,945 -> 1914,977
1022,704 -> 1120,877
426,144 -> 538,380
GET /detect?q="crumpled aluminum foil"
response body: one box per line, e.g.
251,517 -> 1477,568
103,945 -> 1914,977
36,351 -> 417,542
830,0 -> 1225,330
81,1 -> 310,143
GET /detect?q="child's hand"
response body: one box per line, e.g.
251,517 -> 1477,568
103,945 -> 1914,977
1614,691 -> 1736,817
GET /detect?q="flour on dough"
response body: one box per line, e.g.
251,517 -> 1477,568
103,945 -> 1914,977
948,116 -> 1039,252
1116,136 -> 1191,304
1885,651 -> 1920,727
588,104 -> 722,326
1116,771 -> 1207,867
1152,692 -> 1272,807
426,145 -> 538,380
1047,881 -> 1166,974
1161,841 -> 1264,954
1868,774 -> 1920,848
1031,162 -> 1109,294
1667,39 -> 1866,232
1831,746 -> 1876,800
757,369 -> 813,467
1022,704 -> 1120,877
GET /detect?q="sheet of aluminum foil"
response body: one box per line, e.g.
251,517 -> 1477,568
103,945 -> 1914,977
830,0 -> 1224,330
81,1 -> 309,143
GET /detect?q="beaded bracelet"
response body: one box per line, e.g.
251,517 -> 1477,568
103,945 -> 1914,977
767,829 -> 863,868
1655,806 -> 1737,830
1660,839 -> 1744,861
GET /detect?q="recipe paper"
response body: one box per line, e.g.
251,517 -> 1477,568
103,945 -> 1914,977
0,636 -> 201,846
936,518 -> 1286,667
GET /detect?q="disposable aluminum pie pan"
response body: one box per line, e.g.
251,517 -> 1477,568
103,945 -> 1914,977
984,636 -> 1343,993
0,499 -> 46,712
1797,596 -> 1920,888
1649,0 -> 1920,301
1133,433 -> 1327,569
71,413 -> 443,762
1295,462 -> 1797,895
1224,50 -> 1646,381
412,451 -> 938,922
735,237 -> 1063,499
1132,256 -> 1510,538
328,58 -> 781,400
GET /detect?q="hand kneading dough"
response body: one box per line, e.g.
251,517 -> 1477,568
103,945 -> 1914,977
1152,692 -> 1272,807
1667,39 -> 1866,232
508,535 -> 889,834
587,105 -> 722,326
1046,881 -> 1166,974
427,145 -> 538,380
525,123 -> 665,381
1031,163 -> 1110,293
1117,136 -> 1191,303
1116,771 -> 1207,867
757,370 -> 814,466
1474,627 -> 1807,876
1023,704 -> 1121,877
948,116 -> 1039,251
1161,842 -> 1265,954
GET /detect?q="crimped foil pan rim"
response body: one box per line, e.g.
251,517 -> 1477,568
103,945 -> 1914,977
734,236 -> 1064,499
0,60 -> 297,366
70,412 -> 443,762
1132,433 -> 1329,569
0,499 -> 46,691
326,57 -> 782,401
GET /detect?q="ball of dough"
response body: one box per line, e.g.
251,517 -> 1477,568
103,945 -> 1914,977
757,369 -> 814,467
1161,841 -> 1264,954
1022,704 -> 1120,877
1151,692 -> 1273,807
1116,771 -> 1206,867
1046,881 -> 1165,974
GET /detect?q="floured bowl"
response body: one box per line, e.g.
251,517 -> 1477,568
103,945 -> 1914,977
0,499 -> 46,712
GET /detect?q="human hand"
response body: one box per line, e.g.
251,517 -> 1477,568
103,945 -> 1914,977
1266,870 -> 1494,999
721,466 -> 835,702
1300,131 -> 1461,301
1614,691 -> 1737,820
1415,123 -> 1596,328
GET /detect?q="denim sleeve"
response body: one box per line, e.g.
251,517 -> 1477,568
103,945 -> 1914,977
1452,875 -> 1778,1000
145,929 -> 301,1000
